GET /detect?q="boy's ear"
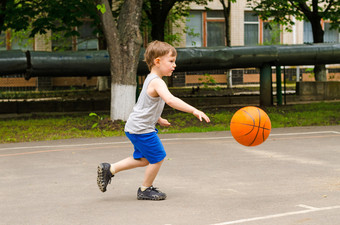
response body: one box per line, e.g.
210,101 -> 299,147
154,57 -> 160,65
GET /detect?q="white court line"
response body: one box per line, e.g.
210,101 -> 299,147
0,130 -> 338,152
0,137 -> 233,151
269,131 -> 340,136
211,205 -> 340,225
161,136 -> 232,141
297,204 -> 319,210
0,141 -> 131,151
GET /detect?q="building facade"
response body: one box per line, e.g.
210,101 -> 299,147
173,0 -> 339,47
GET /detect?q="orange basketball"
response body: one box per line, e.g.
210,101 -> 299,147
230,106 -> 271,147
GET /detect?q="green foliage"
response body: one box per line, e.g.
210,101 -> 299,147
1,0 -> 213,49
248,0 -> 340,32
1,0 -> 100,38
97,4 -> 106,14
142,0 -> 211,43
89,112 -> 103,129
164,1 -> 192,45
198,74 -> 220,90
7,25 -> 34,49
262,21 -> 282,45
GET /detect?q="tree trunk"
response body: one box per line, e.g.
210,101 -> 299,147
151,18 -> 166,41
97,76 -> 109,91
220,0 -> 232,88
149,4 -> 167,41
97,32 -> 109,91
314,64 -> 327,81
220,0 -> 231,47
309,15 -> 327,81
97,0 -> 143,121
148,0 -> 175,42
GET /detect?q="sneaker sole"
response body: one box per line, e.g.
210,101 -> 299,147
97,164 -> 106,192
137,195 -> 167,201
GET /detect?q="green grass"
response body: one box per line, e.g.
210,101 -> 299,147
0,102 -> 339,144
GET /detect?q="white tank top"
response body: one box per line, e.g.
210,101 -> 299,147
124,73 -> 165,134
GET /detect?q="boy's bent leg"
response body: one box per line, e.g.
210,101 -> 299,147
137,159 -> 166,200
142,159 -> 164,187
113,157 -> 149,173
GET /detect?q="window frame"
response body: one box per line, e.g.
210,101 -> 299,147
204,11 -> 226,47
244,11 -> 259,46
304,19 -> 340,44
260,20 -> 282,45
244,11 -> 282,46
185,10 -> 226,47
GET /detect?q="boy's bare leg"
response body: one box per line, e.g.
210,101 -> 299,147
137,159 -> 166,200
112,157 -> 149,174
142,159 -> 164,187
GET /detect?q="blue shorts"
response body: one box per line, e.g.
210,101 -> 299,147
125,130 -> 166,164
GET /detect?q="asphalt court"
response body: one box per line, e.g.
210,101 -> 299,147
1,126 -> 340,225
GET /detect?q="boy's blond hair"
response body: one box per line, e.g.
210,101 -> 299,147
144,41 -> 177,71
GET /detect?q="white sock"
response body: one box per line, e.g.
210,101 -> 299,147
141,186 -> 150,191
110,164 -> 116,175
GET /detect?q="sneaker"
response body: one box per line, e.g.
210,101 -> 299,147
137,186 -> 167,200
97,163 -> 114,192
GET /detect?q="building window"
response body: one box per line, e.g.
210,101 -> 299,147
77,21 -> 98,51
262,22 -> 281,44
304,20 -> 340,43
0,30 -> 35,51
303,21 -> 313,43
52,21 -> 98,51
186,10 -> 225,47
244,12 -> 259,46
52,30 -> 73,51
186,11 -> 202,47
324,22 -> 339,43
206,11 -> 225,47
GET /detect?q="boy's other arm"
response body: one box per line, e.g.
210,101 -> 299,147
151,79 -> 210,122
158,117 -> 171,126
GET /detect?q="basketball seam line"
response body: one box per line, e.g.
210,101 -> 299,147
249,108 -> 261,146
230,123 -> 271,131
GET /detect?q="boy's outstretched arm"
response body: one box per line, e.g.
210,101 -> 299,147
158,117 -> 171,126
152,79 -> 210,123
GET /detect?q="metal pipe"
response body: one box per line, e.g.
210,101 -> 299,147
1,44 -> 339,106
1,44 -> 339,77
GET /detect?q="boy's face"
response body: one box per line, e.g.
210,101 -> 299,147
155,52 -> 177,77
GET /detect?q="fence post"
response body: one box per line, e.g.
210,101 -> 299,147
276,66 -> 282,105
260,64 -> 273,106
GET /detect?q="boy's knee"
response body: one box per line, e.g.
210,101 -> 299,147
139,158 -> 150,167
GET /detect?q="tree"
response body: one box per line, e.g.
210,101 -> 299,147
219,0 -> 236,47
0,0 -> 112,91
248,0 -> 340,81
143,0 -> 210,42
97,0 -> 143,121
219,0 -> 236,89
1,0 -> 142,119
0,0 -> 99,37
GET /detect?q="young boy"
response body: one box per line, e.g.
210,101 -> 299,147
97,40 -> 210,200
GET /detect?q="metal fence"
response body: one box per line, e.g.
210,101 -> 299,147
0,67 -> 339,93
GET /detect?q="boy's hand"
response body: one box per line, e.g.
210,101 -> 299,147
193,110 -> 210,123
158,117 -> 171,127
